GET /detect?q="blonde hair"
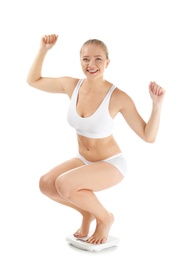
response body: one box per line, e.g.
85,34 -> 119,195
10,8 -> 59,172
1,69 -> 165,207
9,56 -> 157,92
80,39 -> 109,59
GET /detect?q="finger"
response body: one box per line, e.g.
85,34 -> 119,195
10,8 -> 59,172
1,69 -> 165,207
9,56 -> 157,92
149,81 -> 154,92
44,35 -> 50,44
48,35 -> 52,43
152,83 -> 158,95
158,88 -> 166,95
50,34 -> 56,43
155,85 -> 165,96
154,83 -> 162,95
43,35 -> 47,43
52,34 -> 58,43
43,34 -> 57,44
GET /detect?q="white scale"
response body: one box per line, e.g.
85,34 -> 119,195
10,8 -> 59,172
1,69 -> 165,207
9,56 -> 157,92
66,234 -> 120,252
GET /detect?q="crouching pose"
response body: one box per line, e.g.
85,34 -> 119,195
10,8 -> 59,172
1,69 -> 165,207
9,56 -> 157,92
26,34 -> 165,244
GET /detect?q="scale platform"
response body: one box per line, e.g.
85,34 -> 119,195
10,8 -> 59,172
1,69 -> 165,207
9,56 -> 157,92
66,234 -> 120,252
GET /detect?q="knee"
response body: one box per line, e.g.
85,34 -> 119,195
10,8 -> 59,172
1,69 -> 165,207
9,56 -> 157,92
55,176 -> 74,200
39,174 -> 55,196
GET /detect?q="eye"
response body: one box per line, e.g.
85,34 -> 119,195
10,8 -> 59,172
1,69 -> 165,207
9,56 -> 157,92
96,57 -> 102,61
82,58 -> 89,62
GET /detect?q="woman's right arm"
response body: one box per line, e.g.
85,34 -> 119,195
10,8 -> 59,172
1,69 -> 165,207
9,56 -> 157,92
26,34 -> 78,94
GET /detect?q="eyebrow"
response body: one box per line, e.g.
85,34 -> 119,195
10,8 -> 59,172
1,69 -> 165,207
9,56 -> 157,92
82,55 -> 103,58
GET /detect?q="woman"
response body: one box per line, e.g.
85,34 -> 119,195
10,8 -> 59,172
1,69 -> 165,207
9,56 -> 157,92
26,34 -> 165,244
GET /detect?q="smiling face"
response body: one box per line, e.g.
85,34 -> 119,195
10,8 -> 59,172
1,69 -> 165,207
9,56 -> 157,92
80,41 -> 110,80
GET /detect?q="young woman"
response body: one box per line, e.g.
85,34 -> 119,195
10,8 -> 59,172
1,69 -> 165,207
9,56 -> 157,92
27,34 -> 165,244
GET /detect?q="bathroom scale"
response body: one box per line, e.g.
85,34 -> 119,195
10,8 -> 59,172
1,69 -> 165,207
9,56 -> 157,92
66,234 -> 120,252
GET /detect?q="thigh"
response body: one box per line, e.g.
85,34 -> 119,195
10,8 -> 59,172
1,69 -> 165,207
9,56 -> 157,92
58,162 -> 124,192
42,157 -> 85,181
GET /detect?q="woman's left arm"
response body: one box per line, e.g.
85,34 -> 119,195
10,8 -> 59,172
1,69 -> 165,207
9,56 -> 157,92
119,81 -> 166,143
144,81 -> 166,142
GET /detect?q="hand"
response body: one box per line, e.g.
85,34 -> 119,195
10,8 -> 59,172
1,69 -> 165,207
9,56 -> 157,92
40,34 -> 58,50
149,81 -> 166,104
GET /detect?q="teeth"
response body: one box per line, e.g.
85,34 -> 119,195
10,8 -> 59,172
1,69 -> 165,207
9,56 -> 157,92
89,70 -> 97,72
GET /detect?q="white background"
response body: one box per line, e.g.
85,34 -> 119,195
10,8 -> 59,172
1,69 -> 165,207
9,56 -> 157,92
0,0 -> 182,259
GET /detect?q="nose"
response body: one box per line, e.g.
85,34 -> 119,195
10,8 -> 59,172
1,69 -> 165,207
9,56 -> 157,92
88,59 -> 95,67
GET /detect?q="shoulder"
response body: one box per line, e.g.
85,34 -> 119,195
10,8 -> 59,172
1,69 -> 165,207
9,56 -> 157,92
111,87 -> 136,113
57,77 -> 80,97
112,87 -> 132,103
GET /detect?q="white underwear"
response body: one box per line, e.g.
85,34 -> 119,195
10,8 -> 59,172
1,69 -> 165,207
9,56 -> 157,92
76,153 -> 127,176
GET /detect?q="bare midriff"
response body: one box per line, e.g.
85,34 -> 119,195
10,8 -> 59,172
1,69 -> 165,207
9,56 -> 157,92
77,134 -> 121,162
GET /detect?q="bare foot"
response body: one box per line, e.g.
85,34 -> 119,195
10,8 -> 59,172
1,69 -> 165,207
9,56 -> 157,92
73,213 -> 95,238
86,213 -> 114,244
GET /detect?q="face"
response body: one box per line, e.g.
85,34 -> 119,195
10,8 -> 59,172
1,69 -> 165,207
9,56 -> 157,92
80,44 -> 110,79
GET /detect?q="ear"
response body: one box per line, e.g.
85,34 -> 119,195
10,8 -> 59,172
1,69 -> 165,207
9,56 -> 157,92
105,59 -> 110,68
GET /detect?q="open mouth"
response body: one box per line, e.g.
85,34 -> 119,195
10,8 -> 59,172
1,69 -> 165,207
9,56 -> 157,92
87,69 -> 98,74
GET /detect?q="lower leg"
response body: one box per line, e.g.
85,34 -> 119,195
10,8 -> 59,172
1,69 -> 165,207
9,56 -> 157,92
40,179 -> 94,237
73,212 -> 95,238
56,186 -> 114,244
39,160 -> 95,237
87,213 -> 114,244
50,195 -> 95,238
55,163 -> 123,244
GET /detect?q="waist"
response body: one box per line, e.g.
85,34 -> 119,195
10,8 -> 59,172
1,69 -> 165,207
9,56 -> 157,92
77,134 -> 121,161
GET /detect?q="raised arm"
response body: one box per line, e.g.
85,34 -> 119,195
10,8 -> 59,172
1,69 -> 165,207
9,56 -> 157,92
119,81 -> 166,143
26,34 -> 78,95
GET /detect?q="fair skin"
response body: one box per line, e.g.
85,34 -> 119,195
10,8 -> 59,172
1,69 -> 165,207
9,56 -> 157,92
27,34 -> 166,244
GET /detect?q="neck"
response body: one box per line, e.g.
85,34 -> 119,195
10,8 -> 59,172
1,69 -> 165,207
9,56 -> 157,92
81,77 -> 111,95
84,77 -> 106,87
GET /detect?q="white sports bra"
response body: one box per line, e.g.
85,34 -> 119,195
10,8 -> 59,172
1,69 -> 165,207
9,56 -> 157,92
67,79 -> 116,139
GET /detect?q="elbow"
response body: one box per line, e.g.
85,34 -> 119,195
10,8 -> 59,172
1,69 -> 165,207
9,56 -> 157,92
26,77 -> 40,88
26,77 -> 33,86
141,132 -> 156,143
144,137 -> 156,143
26,79 -> 31,86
